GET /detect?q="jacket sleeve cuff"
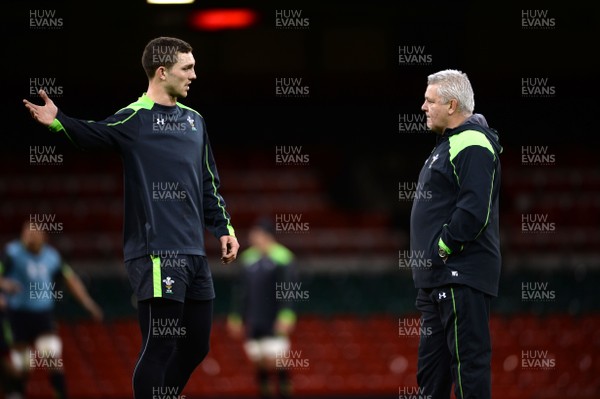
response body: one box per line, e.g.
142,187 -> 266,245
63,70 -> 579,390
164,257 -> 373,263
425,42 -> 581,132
438,237 -> 453,254
438,236 -> 463,255
227,225 -> 236,237
216,225 -> 236,238
48,118 -> 64,133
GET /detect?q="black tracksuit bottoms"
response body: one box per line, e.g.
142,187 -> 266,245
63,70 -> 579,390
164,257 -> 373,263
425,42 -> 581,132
415,284 -> 492,399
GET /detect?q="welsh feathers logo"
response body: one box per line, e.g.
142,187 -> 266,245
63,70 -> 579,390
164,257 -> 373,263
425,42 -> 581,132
163,277 -> 175,294
186,115 -> 197,131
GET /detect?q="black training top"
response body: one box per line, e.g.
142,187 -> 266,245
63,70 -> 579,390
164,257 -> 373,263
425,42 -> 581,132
48,93 -> 235,261
410,114 -> 502,296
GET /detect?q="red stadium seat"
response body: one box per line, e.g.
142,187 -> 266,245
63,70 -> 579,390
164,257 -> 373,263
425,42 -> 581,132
16,312 -> 600,398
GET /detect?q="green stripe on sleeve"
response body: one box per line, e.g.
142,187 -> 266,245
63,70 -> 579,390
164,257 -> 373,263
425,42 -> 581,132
48,118 -> 82,150
106,110 -> 141,126
475,169 -> 496,239
151,255 -> 162,298
205,143 -> 235,236
448,129 -> 497,239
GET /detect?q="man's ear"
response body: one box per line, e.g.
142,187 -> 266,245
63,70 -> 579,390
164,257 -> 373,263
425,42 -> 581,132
447,99 -> 458,115
156,66 -> 167,81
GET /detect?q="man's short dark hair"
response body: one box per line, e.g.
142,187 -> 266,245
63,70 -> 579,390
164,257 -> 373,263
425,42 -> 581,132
141,37 -> 193,79
253,217 -> 277,238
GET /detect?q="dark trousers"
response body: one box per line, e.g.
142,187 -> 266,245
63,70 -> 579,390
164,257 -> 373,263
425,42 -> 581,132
415,284 -> 492,399
132,298 -> 213,399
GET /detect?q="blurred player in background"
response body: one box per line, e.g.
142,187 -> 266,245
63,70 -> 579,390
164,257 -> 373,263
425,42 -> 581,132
0,275 -> 20,397
0,221 -> 103,399
410,69 -> 502,399
227,219 -> 297,399
23,36 -> 239,399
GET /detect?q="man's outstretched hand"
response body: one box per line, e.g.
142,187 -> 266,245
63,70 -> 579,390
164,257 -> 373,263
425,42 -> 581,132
220,235 -> 240,265
23,89 -> 58,127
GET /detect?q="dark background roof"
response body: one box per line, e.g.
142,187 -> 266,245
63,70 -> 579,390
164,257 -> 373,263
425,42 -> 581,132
3,0 -> 598,252
5,1 -> 596,150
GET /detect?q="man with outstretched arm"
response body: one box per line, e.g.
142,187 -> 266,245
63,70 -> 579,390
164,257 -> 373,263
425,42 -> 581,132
23,36 -> 240,399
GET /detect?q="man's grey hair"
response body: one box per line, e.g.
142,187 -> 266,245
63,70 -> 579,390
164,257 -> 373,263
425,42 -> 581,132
427,69 -> 475,115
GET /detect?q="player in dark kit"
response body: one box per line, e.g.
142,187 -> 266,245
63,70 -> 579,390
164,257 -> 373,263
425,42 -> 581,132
23,37 -> 240,399
227,220 -> 297,399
